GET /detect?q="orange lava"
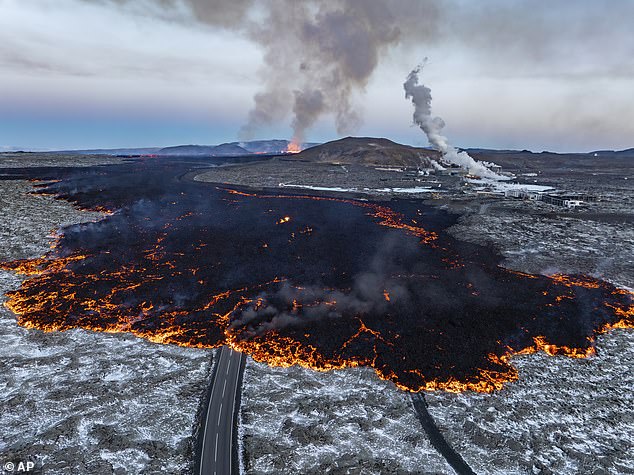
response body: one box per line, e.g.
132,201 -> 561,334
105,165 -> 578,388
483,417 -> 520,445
286,141 -> 302,154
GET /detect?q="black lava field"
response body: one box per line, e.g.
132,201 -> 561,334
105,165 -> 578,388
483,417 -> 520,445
1,157 -> 632,393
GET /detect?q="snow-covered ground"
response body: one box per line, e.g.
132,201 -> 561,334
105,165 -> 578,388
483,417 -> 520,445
466,178 -> 554,194
0,178 -> 213,474
238,328 -> 633,475
240,363 -> 452,474
278,183 -> 359,193
374,186 -> 437,193
427,329 -> 633,474
279,183 -> 438,194
450,202 -> 634,289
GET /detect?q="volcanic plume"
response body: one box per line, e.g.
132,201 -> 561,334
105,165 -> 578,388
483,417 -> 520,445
0,159 -> 632,393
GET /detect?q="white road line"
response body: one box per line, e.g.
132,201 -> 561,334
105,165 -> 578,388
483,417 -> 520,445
226,356 -> 231,375
214,433 -> 219,461
222,378 -> 227,398
218,404 -> 222,426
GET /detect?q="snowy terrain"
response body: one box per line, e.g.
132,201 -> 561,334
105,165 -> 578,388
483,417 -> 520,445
466,178 -> 554,194
428,329 -> 634,474
279,183 -> 437,194
238,328 -> 632,475
0,177 -> 213,474
450,201 -> 634,289
239,363 -> 452,474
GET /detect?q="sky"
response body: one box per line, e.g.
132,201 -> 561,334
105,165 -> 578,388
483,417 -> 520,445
1,0 -> 633,152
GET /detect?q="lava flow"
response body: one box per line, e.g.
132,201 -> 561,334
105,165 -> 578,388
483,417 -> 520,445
0,158 -> 632,393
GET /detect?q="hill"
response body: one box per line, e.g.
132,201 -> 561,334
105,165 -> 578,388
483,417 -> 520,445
294,137 -> 440,167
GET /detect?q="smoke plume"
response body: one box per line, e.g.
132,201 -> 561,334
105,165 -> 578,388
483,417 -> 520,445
404,63 -> 502,179
239,1 -> 411,146
81,0 -> 439,145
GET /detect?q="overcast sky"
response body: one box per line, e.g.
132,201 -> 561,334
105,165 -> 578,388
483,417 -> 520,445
1,0 -> 633,152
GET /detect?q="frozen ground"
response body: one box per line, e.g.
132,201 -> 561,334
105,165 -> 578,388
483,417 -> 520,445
0,176 -> 213,474
278,183 -> 437,194
450,200 -> 634,289
0,152 -> 123,168
239,328 -> 632,475
427,329 -> 633,475
240,363 -> 452,474
465,178 -> 554,193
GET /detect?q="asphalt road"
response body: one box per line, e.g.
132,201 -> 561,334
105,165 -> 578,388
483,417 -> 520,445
411,393 -> 476,475
199,346 -> 246,475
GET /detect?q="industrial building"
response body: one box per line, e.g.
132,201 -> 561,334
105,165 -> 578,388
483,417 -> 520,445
504,189 -> 598,208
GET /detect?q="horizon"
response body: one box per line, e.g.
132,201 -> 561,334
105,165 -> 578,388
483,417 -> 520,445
1,135 -> 632,156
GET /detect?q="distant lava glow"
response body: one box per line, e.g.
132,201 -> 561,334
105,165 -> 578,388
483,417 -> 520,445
286,141 -> 302,154
0,161 -> 632,393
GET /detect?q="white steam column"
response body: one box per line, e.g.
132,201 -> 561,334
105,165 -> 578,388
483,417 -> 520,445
404,63 -> 503,180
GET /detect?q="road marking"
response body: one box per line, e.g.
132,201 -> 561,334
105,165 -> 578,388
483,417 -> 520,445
222,378 -> 227,398
215,433 -> 219,461
226,356 -> 231,375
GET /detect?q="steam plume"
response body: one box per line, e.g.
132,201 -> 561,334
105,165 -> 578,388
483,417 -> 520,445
404,63 -> 502,179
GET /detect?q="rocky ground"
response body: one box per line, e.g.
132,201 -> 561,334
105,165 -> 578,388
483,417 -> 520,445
194,158 -> 458,198
448,199 -> 634,289
0,158 -> 214,474
428,329 -> 633,475
239,332 -> 633,475
0,152 -> 124,168
240,364 -> 453,474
